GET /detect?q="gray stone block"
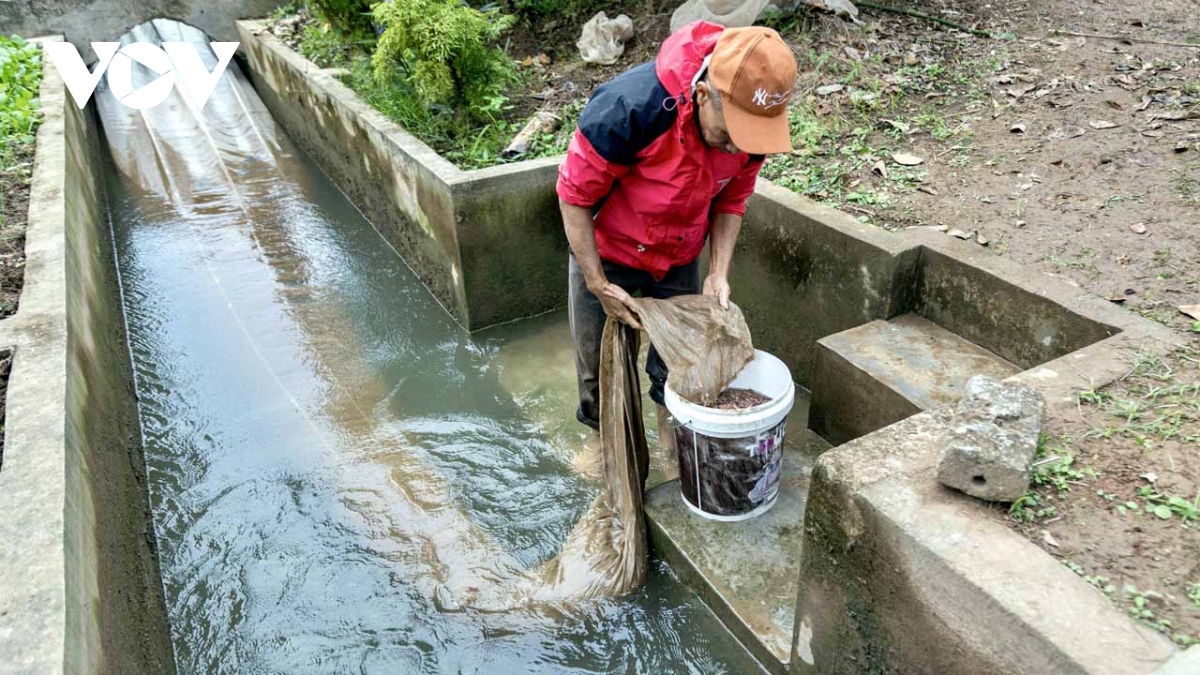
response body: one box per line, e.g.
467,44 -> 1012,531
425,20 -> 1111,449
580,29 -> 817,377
937,375 -> 1045,502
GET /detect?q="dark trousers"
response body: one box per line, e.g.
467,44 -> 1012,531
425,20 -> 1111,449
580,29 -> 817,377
569,253 -> 702,430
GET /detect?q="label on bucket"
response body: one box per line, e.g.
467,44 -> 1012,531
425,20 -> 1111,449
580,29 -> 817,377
676,419 -> 787,519
748,425 -> 785,504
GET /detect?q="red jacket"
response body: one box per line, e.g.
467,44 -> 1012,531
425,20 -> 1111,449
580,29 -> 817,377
556,21 -> 764,280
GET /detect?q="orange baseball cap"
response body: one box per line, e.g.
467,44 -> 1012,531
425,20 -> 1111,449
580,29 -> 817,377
708,27 -> 797,155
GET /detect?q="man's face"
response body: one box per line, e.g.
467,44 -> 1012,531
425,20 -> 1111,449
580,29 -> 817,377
695,81 -> 741,154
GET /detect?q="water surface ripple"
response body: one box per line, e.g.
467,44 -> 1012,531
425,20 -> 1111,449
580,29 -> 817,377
95,19 -> 759,675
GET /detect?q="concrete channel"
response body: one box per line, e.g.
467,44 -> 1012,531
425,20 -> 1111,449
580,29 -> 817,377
0,18 -> 1194,675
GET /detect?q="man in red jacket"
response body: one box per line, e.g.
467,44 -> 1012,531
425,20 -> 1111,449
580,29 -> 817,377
557,21 -> 797,441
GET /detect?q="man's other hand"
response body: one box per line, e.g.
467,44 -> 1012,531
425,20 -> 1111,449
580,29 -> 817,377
702,273 -> 731,310
591,281 -> 643,330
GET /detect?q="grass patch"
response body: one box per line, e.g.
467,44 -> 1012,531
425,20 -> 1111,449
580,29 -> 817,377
757,18 -> 1003,228
1013,346 -> 1200,647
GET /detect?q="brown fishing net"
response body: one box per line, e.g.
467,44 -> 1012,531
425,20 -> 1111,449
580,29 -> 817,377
632,296 -> 756,407
539,295 -> 754,599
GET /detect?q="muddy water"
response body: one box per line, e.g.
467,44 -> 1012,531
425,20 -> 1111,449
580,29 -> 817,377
96,20 -> 759,674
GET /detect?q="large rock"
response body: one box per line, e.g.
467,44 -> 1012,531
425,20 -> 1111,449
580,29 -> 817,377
669,0 -> 859,32
937,375 -> 1045,502
578,12 -> 635,65
670,0 -> 770,32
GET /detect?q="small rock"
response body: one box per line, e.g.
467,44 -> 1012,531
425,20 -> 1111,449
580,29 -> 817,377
976,232 -> 989,246
1129,222 -> 1147,235
1048,126 -> 1086,140
948,229 -> 973,240
1010,122 -> 1026,133
849,90 -> 877,105
892,152 -> 924,166
816,83 -> 845,96
937,375 -> 1046,503
1089,120 -> 1120,129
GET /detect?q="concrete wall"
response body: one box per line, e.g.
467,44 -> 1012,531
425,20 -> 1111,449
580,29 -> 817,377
791,296 -> 1181,674
1,0 -> 279,57
915,245 -> 1120,370
732,184 -> 919,388
0,40 -> 174,675
449,159 -> 566,329
238,22 -> 571,331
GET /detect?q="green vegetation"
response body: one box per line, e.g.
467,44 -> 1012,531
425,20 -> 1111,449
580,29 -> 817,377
1009,437 -> 1093,523
0,34 -> 43,225
1135,474 -> 1199,524
1078,348 -> 1199,450
309,0 -> 374,35
372,0 -> 515,113
270,1 -> 578,169
0,35 -> 42,163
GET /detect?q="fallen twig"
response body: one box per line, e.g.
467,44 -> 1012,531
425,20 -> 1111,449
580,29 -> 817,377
856,1 -> 992,37
1051,29 -> 1200,49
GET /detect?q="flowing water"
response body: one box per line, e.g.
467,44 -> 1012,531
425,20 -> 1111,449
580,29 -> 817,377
95,19 -> 761,674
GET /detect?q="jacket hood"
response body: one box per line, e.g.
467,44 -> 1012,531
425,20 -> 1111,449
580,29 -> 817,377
655,20 -> 724,98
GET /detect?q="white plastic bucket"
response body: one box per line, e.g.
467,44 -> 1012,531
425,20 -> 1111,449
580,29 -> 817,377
665,350 -> 795,521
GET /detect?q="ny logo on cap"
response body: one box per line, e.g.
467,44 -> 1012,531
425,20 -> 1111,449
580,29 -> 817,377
751,87 -> 792,110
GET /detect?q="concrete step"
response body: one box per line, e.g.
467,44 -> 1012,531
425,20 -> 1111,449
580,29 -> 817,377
808,313 -> 1020,446
645,398 -> 829,675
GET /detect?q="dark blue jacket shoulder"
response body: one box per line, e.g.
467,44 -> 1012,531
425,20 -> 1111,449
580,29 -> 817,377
577,61 -> 678,166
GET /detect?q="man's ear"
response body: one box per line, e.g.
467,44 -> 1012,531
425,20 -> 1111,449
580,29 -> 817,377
695,80 -> 710,106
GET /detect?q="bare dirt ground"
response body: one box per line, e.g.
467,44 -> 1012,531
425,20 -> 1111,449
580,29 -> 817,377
0,143 -> 31,320
759,0 -> 1200,333
0,142 -> 32,468
1009,346 -> 1200,647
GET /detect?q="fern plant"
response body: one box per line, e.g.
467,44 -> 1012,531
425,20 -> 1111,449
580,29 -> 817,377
309,0 -> 375,36
370,0 -> 516,118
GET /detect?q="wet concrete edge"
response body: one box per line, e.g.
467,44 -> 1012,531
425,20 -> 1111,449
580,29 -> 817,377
0,39 -> 175,675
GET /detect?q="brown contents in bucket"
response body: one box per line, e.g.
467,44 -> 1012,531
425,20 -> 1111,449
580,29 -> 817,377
713,388 -> 771,410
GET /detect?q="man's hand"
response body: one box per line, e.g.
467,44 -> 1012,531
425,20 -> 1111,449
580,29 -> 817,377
591,280 -> 643,330
703,273 -> 732,310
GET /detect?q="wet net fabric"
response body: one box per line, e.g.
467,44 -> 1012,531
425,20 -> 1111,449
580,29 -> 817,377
632,296 -> 756,407
538,295 -> 754,598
